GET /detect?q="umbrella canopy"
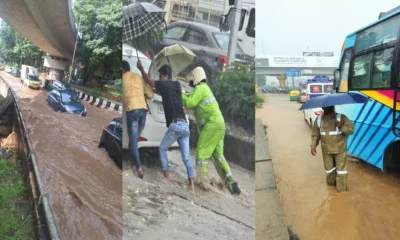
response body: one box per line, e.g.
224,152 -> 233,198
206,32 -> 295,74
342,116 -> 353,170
122,2 -> 166,43
148,44 -> 196,80
298,92 -> 369,111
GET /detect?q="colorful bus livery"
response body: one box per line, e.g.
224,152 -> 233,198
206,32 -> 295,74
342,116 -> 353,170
333,6 -> 400,171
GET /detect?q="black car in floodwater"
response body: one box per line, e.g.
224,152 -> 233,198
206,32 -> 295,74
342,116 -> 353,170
47,89 -> 87,116
11,68 -> 20,77
99,118 -> 122,168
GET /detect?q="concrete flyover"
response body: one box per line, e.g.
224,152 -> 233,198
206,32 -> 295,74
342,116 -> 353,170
0,0 -> 77,60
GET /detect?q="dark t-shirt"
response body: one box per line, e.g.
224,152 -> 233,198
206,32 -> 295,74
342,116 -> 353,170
155,80 -> 186,127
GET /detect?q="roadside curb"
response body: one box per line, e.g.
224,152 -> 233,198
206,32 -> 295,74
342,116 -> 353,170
75,90 -> 122,112
255,118 -> 289,240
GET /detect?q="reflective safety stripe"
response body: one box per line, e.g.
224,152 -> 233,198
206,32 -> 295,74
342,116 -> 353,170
337,170 -> 348,175
202,97 -> 216,105
224,172 -> 232,183
318,113 -> 342,136
196,161 -> 208,166
218,156 -> 226,162
325,167 -> 336,174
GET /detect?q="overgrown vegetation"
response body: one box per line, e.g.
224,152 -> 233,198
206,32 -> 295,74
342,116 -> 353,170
256,94 -> 263,108
0,160 -> 33,239
0,25 -> 45,69
73,0 -> 122,85
211,67 -> 255,133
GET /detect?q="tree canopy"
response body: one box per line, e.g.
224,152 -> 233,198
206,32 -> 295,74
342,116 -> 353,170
0,25 -> 45,68
73,0 -> 122,84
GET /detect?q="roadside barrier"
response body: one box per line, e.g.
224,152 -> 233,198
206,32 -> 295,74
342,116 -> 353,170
75,91 -> 122,112
0,77 -> 59,240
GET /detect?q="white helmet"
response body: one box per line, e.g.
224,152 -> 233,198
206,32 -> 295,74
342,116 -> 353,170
186,67 -> 206,85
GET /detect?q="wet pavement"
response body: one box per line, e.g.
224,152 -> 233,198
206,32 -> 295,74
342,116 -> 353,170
1,72 -> 122,239
256,93 -> 400,240
122,149 -> 255,240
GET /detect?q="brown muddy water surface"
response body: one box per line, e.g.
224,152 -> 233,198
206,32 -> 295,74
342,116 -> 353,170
256,94 -> 400,240
1,72 -> 122,239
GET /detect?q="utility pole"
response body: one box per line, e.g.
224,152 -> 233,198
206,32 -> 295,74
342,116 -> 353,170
68,17 -> 81,84
227,0 -> 242,65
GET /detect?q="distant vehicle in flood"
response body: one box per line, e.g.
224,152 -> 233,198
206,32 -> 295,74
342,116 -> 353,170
20,65 -> 41,89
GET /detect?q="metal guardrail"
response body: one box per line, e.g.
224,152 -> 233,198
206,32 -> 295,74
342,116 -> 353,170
1,77 -> 59,240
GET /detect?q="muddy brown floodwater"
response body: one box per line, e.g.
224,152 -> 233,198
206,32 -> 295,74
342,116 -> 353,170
256,94 -> 400,240
1,72 -> 122,239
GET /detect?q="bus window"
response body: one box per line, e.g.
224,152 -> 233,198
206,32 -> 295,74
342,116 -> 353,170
238,9 -> 246,31
351,53 -> 373,89
355,14 -> 400,53
246,8 -> 255,38
372,47 -> 394,88
338,49 -> 352,92
324,85 -> 333,93
310,85 -> 322,93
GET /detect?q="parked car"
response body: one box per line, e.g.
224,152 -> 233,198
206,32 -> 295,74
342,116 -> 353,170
11,68 -> 20,77
5,66 -> 12,73
297,91 -> 307,103
122,44 -> 187,153
46,89 -> 87,116
154,21 -> 253,81
99,118 -> 122,168
52,80 -> 79,96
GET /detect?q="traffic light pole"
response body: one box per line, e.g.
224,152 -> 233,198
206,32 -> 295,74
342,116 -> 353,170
227,0 -> 242,65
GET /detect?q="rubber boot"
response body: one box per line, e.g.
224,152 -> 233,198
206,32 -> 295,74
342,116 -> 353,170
230,182 -> 241,195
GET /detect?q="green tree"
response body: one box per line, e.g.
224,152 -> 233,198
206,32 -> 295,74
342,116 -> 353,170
0,25 -> 45,68
73,0 -> 122,85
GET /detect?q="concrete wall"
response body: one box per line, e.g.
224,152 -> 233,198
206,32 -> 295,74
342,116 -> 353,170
189,119 -> 255,171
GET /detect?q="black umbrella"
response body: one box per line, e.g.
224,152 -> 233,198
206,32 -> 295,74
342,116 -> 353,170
122,2 -> 166,57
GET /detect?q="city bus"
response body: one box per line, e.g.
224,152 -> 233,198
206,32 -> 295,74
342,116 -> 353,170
333,6 -> 400,171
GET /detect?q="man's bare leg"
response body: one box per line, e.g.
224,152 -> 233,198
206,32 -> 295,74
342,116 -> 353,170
188,178 -> 195,192
164,170 -> 170,180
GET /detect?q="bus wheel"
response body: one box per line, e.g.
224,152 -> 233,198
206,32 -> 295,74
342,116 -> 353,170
384,141 -> 400,172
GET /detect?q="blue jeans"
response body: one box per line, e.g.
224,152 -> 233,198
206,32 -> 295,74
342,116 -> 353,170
126,109 -> 147,169
159,121 -> 194,179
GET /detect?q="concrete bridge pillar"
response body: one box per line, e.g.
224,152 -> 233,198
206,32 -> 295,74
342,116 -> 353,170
277,75 -> 287,87
43,55 -> 70,85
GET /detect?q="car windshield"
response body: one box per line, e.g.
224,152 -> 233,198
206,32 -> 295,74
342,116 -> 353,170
212,33 -> 244,53
28,75 -> 38,80
61,93 -> 80,104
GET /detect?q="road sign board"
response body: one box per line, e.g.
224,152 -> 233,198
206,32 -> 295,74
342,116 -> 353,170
286,69 -> 302,77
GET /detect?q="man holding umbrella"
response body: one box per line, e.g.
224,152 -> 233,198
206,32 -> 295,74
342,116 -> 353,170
182,67 -> 241,195
137,61 -> 195,192
311,106 -> 355,192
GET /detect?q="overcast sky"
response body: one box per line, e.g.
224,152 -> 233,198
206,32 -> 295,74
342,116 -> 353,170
256,0 -> 399,56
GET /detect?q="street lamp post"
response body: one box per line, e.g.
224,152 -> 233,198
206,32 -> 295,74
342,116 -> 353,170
68,17 -> 81,84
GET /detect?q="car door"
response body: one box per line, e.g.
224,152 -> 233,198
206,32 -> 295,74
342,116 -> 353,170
159,24 -> 189,53
112,122 -> 123,167
52,91 -> 61,111
180,26 -> 215,77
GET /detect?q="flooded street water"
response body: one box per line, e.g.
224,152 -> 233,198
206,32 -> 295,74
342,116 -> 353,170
122,149 -> 255,240
256,93 -> 400,240
1,72 -> 122,239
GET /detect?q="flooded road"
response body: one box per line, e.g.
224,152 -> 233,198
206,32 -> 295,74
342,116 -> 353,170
1,72 -> 122,239
256,93 -> 400,240
122,149 -> 255,240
